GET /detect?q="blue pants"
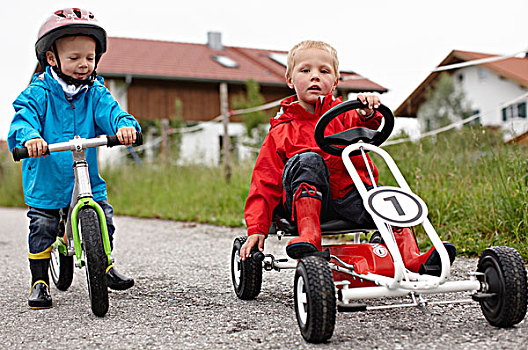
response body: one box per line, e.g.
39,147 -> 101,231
27,199 -> 115,257
282,152 -> 375,227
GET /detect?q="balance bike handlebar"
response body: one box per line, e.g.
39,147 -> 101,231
12,132 -> 143,162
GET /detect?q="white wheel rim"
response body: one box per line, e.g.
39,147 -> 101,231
233,251 -> 241,286
296,275 -> 308,325
50,247 -> 60,280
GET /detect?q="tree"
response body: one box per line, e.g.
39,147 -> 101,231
231,79 -> 268,149
417,72 -> 472,132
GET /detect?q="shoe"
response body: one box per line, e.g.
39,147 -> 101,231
418,243 -> 457,276
392,227 -> 456,275
286,186 -> 322,259
28,280 -> 52,309
106,265 -> 134,290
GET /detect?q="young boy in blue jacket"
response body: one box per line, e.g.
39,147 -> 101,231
8,8 -> 141,309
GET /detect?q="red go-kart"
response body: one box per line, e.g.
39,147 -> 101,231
231,100 -> 527,343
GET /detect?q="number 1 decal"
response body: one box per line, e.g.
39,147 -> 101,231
383,196 -> 405,216
365,186 -> 428,226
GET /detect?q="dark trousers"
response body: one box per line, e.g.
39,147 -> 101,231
27,199 -> 115,256
282,152 -> 375,227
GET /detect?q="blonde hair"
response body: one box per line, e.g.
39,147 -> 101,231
285,40 -> 340,80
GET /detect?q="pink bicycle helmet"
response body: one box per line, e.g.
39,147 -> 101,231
35,8 -> 107,68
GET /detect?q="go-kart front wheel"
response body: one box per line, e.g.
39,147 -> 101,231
231,236 -> 262,300
294,256 -> 336,343
477,246 -> 527,327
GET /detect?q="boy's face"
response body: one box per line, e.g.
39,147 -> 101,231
46,36 -> 96,81
287,48 -> 338,113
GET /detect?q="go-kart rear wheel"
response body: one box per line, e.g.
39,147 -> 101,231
231,236 -> 262,300
294,256 -> 336,343
477,246 -> 527,327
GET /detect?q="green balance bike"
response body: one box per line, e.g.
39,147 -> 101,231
13,133 -> 142,316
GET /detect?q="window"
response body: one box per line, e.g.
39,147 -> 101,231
478,68 -> 488,81
211,55 -> 239,68
518,102 -> 527,119
502,102 -> 527,120
269,53 -> 287,67
502,106 -> 514,121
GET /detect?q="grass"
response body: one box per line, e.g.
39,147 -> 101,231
0,152 -> 25,208
376,127 -> 528,257
1,125 -> 527,258
103,161 -> 252,227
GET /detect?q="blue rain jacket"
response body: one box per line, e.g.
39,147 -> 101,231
8,67 -> 141,209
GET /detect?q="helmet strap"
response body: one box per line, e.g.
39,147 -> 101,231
50,43 -> 96,87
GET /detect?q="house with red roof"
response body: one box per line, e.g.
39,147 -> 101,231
97,32 -> 387,123
395,50 -> 528,141
37,32 -> 388,165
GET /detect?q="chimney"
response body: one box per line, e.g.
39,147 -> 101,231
207,31 -> 223,50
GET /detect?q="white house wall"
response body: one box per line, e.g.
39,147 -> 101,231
455,66 -> 527,133
178,122 -> 252,165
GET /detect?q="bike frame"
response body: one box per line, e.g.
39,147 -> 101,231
51,136 -> 113,267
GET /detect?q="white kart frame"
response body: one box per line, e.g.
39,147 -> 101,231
336,142 -> 483,306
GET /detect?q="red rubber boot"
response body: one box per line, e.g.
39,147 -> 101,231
392,227 -> 424,272
393,227 -> 456,276
286,196 -> 322,259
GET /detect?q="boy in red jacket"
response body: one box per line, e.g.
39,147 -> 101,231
240,40 -> 455,273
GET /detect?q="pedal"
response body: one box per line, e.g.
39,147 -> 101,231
472,292 -> 497,301
263,261 -> 273,271
338,302 -> 367,312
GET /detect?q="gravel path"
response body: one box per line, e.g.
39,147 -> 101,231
0,206 -> 526,349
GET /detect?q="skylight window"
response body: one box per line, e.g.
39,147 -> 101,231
212,55 -> 239,68
269,52 -> 287,67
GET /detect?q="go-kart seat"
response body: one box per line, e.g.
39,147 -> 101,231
269,205 -> 376,236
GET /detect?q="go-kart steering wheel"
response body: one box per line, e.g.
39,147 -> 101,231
314,99 -> 394,156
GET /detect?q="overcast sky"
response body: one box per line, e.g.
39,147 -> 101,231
1,0 -> 526,139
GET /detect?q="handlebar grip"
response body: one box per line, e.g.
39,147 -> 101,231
12,147 -> 51,162
106,132 -> 143,147
12,147 -> 29,162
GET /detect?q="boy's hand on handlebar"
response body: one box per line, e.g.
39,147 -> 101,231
356,93 -> 381,118
24,138 -> 48,158
116,127 -> 137,146
240,234 -> 265,261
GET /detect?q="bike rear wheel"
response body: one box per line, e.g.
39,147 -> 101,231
79,207 -> 109,317
50,246 -> 74,291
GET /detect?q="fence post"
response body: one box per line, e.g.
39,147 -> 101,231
160,118 -> 169,160
220,82 -> 231,182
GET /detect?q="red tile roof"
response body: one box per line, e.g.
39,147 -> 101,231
97,37 -> 387,92
443,50 -> 528,88
395,50 -> 528,117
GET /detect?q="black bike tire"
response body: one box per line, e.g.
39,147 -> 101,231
49,250 -> 74,291
79,207 -> 109,317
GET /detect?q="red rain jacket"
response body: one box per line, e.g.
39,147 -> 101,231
244,94 -> 382,236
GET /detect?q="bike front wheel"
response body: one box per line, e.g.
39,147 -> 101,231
79,207 -> 109,317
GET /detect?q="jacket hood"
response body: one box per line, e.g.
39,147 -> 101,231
270,94 -> 343,129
